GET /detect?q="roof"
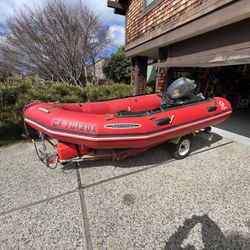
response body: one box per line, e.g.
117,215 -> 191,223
107,0 -> 128,15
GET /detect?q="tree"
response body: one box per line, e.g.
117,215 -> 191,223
1,1 -> 110,85
103,47 -> 131,84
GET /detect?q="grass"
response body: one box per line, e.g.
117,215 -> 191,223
0,120 -> 24,147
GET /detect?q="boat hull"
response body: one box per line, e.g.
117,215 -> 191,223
23,95 -> 232,149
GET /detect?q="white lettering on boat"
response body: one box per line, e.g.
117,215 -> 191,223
105,124 -> 141,129
53,120 -> 96,133
218,101 -> 227,110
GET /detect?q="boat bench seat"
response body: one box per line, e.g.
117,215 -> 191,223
82,95 -> 162,115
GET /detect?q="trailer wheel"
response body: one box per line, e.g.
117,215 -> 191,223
204,126 -> 212,133
172,135 -> 192,160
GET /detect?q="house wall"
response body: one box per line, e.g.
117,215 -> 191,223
121,0 -> 250,94
94,59 -> 107,81
88,58 -> 107,84
126,0 -> 234,48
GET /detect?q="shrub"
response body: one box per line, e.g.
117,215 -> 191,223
84,82 -> 134,101
0,69 -> 11,82
0,77 -> 134,124
0,78 -> 85,122
0,77 -> 134,145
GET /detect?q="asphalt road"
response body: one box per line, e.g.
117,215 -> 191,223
0,133 -> 249,250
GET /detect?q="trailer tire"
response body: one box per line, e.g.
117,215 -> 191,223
172,135 -> 192,160
204,126 -> 212,133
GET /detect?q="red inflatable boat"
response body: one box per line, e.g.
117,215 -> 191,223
23,78 -> 232,166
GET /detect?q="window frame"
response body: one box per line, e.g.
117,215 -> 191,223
142,0 -> 164,17
144,0 -> 155,8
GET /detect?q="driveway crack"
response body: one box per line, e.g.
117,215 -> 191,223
0,189 -> 78,217
76,167 -> 93,250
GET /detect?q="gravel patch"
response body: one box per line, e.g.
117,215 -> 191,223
0,134 -> 249,250
0,193 -> 86,250
0,142 -> 77,214
84,140 -> 250,249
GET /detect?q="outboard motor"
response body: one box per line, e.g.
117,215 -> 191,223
160,77 -> 204,107
167,77 -> 196,100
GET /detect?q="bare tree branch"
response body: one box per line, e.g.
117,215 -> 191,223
0,1 -> 110,85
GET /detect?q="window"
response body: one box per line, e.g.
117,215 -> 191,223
142,0 -> 164,17
145,0 -> 155,8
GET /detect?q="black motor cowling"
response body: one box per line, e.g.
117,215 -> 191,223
167,77 -> 196,100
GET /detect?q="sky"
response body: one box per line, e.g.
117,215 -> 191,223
0,0 -> 125,47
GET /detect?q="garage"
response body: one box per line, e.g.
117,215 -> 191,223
150,18 -> 250,139
110,0 -> 250,140
158,65 -> 250,138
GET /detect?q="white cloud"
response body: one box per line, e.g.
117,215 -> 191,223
0,0 -> 45,25
108,25 -> 125,46
84,0 -> 125,25
84,0 -> 125,47
0,0 -> 125,46
0,0 -> 125,24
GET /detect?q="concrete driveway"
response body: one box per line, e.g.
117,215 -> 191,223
0,133 -> 249,250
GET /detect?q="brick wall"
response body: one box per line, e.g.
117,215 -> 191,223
156,68 -> 166,92
126,0 -> 210,45
131,56 -> 147,94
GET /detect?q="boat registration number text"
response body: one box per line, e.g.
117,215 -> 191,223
52,119 -> 96,133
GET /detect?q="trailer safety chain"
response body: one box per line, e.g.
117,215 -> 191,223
23,122 -> 59,169
32,139 -> 58,169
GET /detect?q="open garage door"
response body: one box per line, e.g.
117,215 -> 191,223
212,65 -> 250,138
154,19 -> 250,139
155,42 -> 250,69
162,65 -> 250,139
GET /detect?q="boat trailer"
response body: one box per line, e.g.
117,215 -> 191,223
23,123 -> 213,169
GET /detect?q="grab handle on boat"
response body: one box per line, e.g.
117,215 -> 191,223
207,106 -> 217,112
38,107 -> 50,113
155,117 -> 171,126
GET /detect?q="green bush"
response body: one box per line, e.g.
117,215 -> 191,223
0,77 -> 134,145
0,77 -> 134,124
0,69 -> 10,82
0,77 -> 85,122
84,81 -> 133,101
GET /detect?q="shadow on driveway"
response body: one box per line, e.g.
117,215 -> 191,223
63,132 -> 225,171
164,214 -> 250,250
